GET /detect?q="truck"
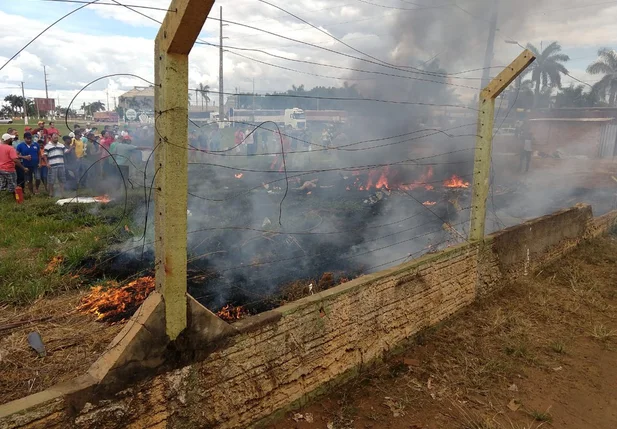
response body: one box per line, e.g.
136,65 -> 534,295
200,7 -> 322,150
94,111 -> 119,123
229,108 -> 306,130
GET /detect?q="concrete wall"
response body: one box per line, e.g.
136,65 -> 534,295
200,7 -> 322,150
2,205 -> 615,429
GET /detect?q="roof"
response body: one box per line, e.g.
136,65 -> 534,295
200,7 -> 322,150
529,118 -> 614,123
119,86 -> 155,99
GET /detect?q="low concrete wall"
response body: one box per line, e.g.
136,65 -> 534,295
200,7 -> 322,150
1,205 -> 615,429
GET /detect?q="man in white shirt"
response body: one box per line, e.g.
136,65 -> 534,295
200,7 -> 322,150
43,133 -> 68,197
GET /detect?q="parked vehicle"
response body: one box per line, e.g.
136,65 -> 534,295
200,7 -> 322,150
0,117 -> 13,124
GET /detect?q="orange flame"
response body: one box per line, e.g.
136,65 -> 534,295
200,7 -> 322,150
78,276 -> 155,323
423,201 -> 437,206
443,174 -> 470,189
94,195 -> 111,203
216,304 -> 248,322
400,166 -> 434,191
235,173 -> 244,179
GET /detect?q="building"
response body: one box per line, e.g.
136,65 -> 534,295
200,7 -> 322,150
529,108 -> 617,158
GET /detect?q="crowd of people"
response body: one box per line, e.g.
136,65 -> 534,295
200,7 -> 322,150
0,121 -> 147,199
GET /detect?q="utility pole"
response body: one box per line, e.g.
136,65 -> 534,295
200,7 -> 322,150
252,78 -> 256,113
106,89 -> 110,112
20,82 -> 28,125
481,0 -> 500,90
218,6 -> 224,122
113,96 -> 117,110
43,66 -> 49,99
470,50 -> 535,241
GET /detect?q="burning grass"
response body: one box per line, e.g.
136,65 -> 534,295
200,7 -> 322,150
78,276 -> 155,323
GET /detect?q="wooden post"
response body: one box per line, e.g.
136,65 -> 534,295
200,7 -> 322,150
469,49 -> 536,241
154,0 -> 215,340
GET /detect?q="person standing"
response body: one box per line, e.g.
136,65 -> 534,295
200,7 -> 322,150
44,133 -> 68,197
38,137 -> 48,193
0,133 -> 27,195
15,132 -> 41,194
234,128 -> 245,153
245,127 -> 256,155
47,121 -> 60,137
520,128 -> 533,173
71,129 -> 87,184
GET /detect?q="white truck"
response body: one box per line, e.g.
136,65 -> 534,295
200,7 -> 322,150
228,108 -> 306,130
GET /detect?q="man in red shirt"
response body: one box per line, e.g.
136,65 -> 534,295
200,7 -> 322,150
47,121 -> 60,137
98,130 -> 115,178
0,133 -> 27,194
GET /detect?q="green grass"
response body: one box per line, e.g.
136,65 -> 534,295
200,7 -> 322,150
0,191 -> 137,305
2,119 -> 73,138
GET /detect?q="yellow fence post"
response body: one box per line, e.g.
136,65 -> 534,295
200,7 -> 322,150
154,0 -> 215,340
469,50 -> 536,241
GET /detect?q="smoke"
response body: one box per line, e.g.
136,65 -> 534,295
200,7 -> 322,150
107,0 -> 617,313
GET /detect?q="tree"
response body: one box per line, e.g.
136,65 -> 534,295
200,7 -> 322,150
525,42 -> 570,107
198,83 -> 210,111
89,101 -> 105,113
587,48 -> 617,106
554,84 -> 599,108
3,94 -> 20,116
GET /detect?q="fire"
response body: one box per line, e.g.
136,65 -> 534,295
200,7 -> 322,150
443,174 -> 470,189
234,173 -> 244,179
44,255 -> 64,274
400,166 -> 435,191
78,276 -> 155,323
216,304 -> 248,322
423,201 -> 437,207
94,195 -> 111,203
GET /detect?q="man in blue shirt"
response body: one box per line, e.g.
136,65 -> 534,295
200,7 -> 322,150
16,132 -> 41,194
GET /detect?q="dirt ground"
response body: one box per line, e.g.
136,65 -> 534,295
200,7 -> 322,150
270,236 -> 617,429
0,292 -> 124,404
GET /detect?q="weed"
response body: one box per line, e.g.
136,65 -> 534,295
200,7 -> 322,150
528,408 -> 552,423
591,324 -> 616,342
550,341 -> 566,354
504,341 -> 529,359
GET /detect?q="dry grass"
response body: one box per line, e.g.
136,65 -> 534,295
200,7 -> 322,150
270,236 -> 617,429
0,292 -> 124,404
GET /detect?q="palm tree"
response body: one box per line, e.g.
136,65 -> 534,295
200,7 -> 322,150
525,42 -> 570,107
89,101 -> 105,113
198,83 -> 210,111
587,48 -> 617,106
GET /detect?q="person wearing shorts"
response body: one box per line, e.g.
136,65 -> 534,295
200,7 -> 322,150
38,141 -> 48,192
16,132 -> 41,194
44,133 -> 68,197
0,133 -> 27,194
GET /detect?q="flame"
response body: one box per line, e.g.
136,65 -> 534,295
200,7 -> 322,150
216,304 -> 248,322
234,173 -> 244,179
400,166 -> 435,191
78,276 -> 155,323
443,174 -> 470,189
94,195 -> 111,203
423,201 -> 437,207
44,255 -> 64,274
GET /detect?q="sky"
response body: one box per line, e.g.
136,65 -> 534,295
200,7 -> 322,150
0,0 -> 616,112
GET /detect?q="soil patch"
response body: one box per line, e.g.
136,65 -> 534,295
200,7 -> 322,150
269,236 -> 617,429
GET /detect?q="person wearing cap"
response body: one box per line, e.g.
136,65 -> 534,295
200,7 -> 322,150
0,133 -> 27,194
36,121 -> 48,141
43,133 -> 68,197
16,132 -> 41,194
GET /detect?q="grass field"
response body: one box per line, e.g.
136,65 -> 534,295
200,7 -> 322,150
0,192 -> 140,305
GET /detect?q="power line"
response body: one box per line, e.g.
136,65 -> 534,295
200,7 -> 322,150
201,16 -> 501,80
36,0 -> 175,11
0,0 -> 102,72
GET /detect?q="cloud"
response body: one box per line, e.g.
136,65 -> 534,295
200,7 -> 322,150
0,0 -> 615,110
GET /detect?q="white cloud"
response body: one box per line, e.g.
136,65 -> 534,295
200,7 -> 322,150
0,0 -> 616,110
